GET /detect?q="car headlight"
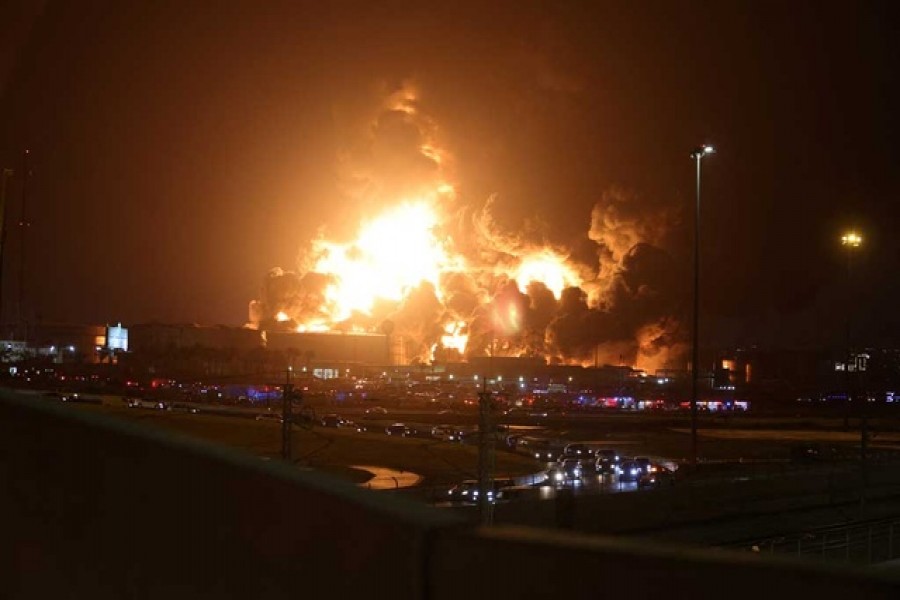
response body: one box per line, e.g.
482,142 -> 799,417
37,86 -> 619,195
631,468 -> 639,475
554,473 -> 563,481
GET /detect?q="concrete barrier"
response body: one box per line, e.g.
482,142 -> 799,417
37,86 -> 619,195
1,390 -> 897,599
0,390 -> 458,599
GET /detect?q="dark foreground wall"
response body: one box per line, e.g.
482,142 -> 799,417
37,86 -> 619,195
0,391 -> 897,599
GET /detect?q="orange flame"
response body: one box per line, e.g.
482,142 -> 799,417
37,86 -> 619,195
515,250 -> 580,299
311,199 -> 463,322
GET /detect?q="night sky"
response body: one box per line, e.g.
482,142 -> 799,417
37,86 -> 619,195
1,1 -> 898,349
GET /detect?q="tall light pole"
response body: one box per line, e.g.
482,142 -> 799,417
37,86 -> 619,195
689,144 -> 715,466
841,231 -> 862,371
0,168 -> 13,333
841,230 -> 865,511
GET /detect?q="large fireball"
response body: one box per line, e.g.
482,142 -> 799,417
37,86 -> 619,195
312,200 -> 460,322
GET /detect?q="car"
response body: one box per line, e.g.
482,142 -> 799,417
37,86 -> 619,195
385,423 -> 409,436
634,456 -> 652,475
532,446 -> 559,462
617,460 -> 643,483
171,402 -> 200,414
639,466 -> 676,489
559,458 -> 585,481
138,398 -> 168,410
562,443 -> 592,458
496,485 -> 543,502
321,414 -> 345,428
405,425 -> 433,439
447,480 -> 479,502
447,479 -> 514,503
342,420 -> 367,432
595,456 -> 617,475
505,433 -> 523,449
365,406 -> 388,416
432,425 -> 458,441
544,466 -> 568,486
594,448 -> 620,464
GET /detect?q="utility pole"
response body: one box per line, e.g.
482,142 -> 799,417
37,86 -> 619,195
0,168 -> 13,334
282,366 -> 294,461
689,144 -> 715,466
477,387 -> 496,525
841,231 -> 865,514
17,149 -> 31,342
477,336 -> 497,526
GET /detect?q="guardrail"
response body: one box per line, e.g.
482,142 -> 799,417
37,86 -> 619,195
1,390 -> 898,599
728,517 -> 900,565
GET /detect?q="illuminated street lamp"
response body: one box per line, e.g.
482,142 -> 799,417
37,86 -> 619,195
841,231 -> 862,248
689,144 -> 715,466
841,230 -> 863,368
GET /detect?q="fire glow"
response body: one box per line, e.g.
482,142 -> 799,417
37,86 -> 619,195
249,83 -> 683,370
299,197 -> 579,357
312,200 -> 461,321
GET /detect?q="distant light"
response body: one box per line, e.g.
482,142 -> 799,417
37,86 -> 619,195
67,345 -> 75,352
49,346 -> 55,352
497,375 -> 503,382
449,374 -> 454,380
474,375 -> 479,381
841,231 -> 862,248
691,144 -> 716,159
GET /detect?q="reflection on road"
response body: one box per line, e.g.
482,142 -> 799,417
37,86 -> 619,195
545,473 -> 639,496
353,465 -> 422,489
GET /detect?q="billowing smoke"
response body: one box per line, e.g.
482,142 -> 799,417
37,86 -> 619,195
249,83 -> 686,372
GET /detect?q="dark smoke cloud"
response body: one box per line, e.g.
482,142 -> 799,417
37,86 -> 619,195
335,82 -> 450,211
387,281 -> 444,364
248,268 -> 332,331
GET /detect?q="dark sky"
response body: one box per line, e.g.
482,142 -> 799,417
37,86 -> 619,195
1,1 -> 898,348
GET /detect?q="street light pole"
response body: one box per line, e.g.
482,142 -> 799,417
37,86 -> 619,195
0,168 -> 14,334
841,230 -> 864,512
477,333 -> 497,526
689,144 -> 715,467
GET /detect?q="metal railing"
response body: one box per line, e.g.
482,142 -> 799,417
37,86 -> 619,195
731,518 -> 900,565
